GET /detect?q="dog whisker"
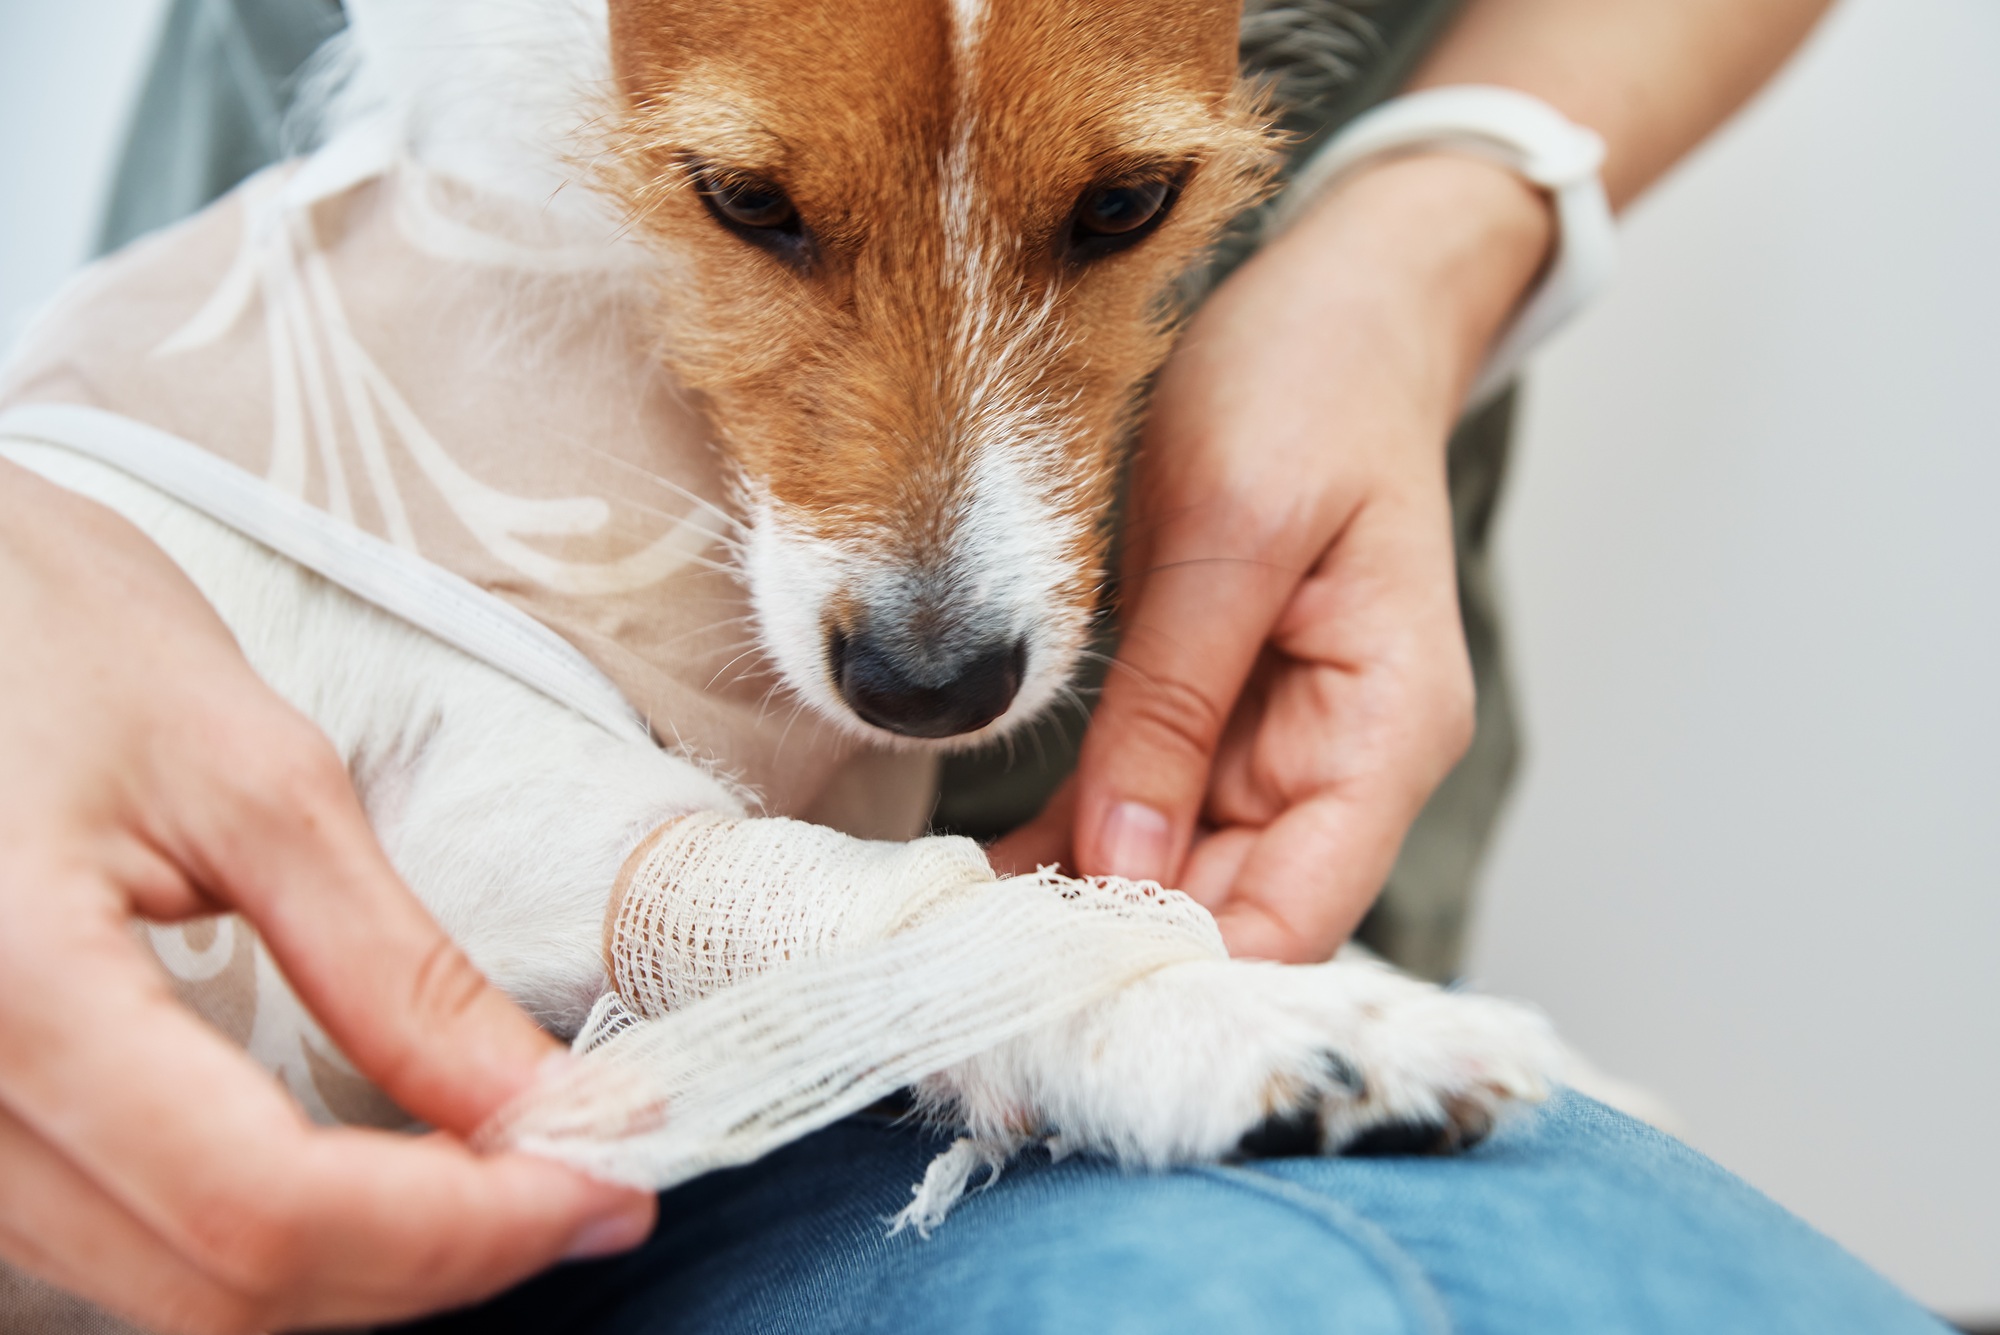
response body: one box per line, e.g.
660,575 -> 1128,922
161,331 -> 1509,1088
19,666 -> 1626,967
704,642 -> 773,694
1069,647 -> 1148,687
769,693 -> 814,767
559,442 -> 748,532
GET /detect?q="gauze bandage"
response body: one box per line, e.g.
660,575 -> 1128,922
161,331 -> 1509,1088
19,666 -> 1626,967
0,139 -> 1224,1232
478,812 -> 1226,1212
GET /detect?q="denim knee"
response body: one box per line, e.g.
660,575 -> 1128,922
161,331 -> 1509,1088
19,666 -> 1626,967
837,1156 -> 1442,1335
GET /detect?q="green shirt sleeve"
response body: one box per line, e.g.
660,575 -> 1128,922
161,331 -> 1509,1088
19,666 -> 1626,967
95,0 -> 345,255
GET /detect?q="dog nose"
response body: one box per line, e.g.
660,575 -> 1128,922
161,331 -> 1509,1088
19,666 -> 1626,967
830,631 -> 1025,738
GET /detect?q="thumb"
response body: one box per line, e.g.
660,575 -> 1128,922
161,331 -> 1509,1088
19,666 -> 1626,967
1072,521 -> 1297,885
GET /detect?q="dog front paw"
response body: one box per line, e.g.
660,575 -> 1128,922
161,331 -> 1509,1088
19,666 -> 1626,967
937,955 -> 1562,1170
1240,967 -> 1561,1161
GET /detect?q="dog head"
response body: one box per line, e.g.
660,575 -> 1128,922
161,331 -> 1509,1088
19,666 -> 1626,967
606,0 -> 1273,743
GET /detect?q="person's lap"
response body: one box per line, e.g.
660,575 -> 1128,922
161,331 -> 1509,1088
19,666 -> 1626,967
398,1092 -> 1946,1334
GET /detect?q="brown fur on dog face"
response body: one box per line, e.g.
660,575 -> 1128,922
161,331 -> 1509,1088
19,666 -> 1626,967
607,0 -> 1274,742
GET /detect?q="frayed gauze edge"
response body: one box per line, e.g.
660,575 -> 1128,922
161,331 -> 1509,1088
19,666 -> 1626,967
475,812 -> 1226,1224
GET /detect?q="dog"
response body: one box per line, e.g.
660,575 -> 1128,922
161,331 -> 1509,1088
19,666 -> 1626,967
0,0 -> 1562,1206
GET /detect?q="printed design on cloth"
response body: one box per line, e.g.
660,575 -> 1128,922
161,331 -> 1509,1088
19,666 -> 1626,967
151,166 -> 722,595
145,916 -> 406,1128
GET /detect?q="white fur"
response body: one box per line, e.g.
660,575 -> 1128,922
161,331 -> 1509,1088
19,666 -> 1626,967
955,346 -> 1098,732
327,0 -> 1102,746
740,495 -> 862,733
939,956 -> 1557,1164
729,0 -> 1103,745
16,0 -> 1567,1190
14,442 -> 1561,1182
332,0 -> 616,212
11,445 -> 739,1036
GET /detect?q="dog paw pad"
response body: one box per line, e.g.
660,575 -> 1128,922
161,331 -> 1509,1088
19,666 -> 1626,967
1340,1117 -> 1456,1157
1234,1105 -> 1323,1159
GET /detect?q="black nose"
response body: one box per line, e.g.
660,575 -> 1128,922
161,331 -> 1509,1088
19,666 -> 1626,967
831,631 -> 1026,738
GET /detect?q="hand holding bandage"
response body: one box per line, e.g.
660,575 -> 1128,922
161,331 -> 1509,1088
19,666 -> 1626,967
0,459 -> 651,1333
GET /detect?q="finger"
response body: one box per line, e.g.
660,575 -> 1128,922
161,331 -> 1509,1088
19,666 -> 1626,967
273,1132 -> 654,1326
0,1101 -> 265,1335
1209,793 -> 1412,963
0,899 -> 652,1324
1178,825 -> 1255,911
1202,651 -> 1285,829
1071,509 -> 1306,885
987,776 -> 1078,876
148,709 -> 563,1134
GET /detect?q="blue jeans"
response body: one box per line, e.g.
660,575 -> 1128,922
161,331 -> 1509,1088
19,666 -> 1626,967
400,1092 -> 1945,1333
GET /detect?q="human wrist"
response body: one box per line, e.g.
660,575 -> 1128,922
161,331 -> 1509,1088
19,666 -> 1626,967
1270,151 -> 1556,392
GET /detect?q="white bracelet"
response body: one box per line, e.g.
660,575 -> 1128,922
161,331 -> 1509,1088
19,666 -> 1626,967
1267,85 -> 1618,410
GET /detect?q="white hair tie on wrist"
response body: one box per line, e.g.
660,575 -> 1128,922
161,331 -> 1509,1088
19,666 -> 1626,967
1268,85 -> 1619,410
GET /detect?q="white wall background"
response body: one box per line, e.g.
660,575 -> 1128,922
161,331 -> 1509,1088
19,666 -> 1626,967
1472,0 -> 2000,1320
1,0 -> 1993,1321
0,1 -> 164,344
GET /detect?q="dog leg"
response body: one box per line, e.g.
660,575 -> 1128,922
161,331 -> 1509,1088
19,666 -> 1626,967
929,952 -> 1563,1178
564,813 -> 1557,1224
5,445 -> 744,1036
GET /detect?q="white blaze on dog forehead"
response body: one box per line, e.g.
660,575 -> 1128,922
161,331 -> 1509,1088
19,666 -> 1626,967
940,0 -> 992,319
738,0 -> 1096,741
948,0 -> 987,64
936,0 -> 1095,671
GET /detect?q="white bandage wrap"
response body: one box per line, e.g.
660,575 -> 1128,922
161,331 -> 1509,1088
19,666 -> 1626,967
477,813 -> 1225,1200
603,813 -> 1000,1015
1269,85 -> 1618,409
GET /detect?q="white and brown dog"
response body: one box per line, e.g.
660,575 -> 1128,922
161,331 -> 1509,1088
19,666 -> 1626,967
0,0 -> 1562,1191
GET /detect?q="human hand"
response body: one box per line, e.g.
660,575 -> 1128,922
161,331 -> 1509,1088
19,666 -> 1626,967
995,154 -> 1552,962
0,461 -> 652,1333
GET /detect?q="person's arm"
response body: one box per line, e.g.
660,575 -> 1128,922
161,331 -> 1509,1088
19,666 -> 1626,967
998,0 -> 1832,961
0,460 -> 652,1330
1412,0 -> 1831,209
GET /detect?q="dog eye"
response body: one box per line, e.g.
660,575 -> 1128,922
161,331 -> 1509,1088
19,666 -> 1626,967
1078,181 -> 1169,235
1068,174 -> 1181,260
689,163 -> 814,270
699,173 -> 797,230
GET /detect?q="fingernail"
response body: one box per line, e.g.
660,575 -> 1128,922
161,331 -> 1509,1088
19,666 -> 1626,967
564,1205 -> 652,1262
1099,801 -> 1171,881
